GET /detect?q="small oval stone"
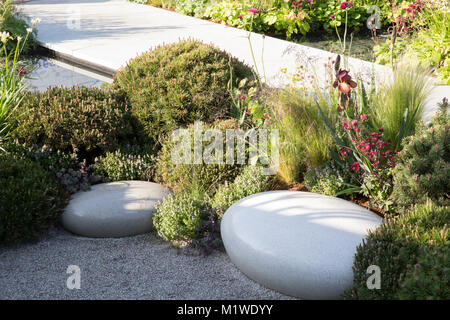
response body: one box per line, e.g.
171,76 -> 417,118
62,181 -> 171,238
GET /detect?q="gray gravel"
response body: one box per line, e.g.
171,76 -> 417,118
0,227 -> 293,300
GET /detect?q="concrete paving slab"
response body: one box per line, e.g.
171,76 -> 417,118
17,0 -> 390,87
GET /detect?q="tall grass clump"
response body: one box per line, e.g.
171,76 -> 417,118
0,33 -> 28,152
369,57 -> 433,150
267,87 -> 332,185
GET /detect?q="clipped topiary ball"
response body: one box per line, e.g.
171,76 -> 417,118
11,86 -> 133,162
0,153 -> 68,244
113,39 -> 254,145
391,111 -> 450,211
155,119 -> 244,193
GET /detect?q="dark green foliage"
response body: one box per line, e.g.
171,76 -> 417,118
113,40 -> 253,146
0,2 -> 38,56
397,246 -> 449,300
94,143 -> 156,182
391,111 -> 450,211
0,153 -> 68,244
155,119 -> 244,193
344,202 -> 449,300
11,86 -> 133,161
4,142 -> 101,193
211,164 -> 275,218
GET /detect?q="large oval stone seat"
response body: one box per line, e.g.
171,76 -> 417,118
62,181 -> 170,238
220,191 -> 383,299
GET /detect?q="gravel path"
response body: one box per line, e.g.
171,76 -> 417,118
0,227 -> 293,300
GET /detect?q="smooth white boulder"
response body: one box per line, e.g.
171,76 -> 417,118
62,181 -> 170,238
220,191 -> 383,299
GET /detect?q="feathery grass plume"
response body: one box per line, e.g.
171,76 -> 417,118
267,87 -> 332,185
369,56 -> 433,150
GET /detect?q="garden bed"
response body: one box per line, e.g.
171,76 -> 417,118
1,0 -> 449,300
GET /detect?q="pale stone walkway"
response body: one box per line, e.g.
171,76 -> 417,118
18,0 -> 388,87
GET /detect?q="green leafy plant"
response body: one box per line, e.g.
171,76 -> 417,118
211,164 -> 275,218
155,119 -> 244,193
11,86 -> 133,161
95,143 -> 156,182
113,40 -> 253,146
0,22 -> 33,152
390,110 -> 450,211
0,0 -> 38,56
0,152 -> 68,244
175,0 -> 208,17
304,161 -> 354,197
344,201 -> 449,300
153,190 -> 211,244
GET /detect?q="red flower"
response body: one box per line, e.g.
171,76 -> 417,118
248,8 -> 259,14
239,95 -> 246,100
330,14 -> 336,20
17,68 -> 27,77
340,2 -> 348,9
360,114 -> 368,120
333,69 -> 357,93
342,122 -> 350,130
238,14 -> 243,19
350,162 -> 360,171
350,120 -> 358,127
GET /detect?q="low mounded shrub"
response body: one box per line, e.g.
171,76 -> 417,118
113,39 -> 254,145
390,111 -> 450,211
0,153 -> 68,244
5,142 -> 101,193
11,86 -> 133,161
94,144 -> 156,182
153,191 -> 211,244
211,164 -> 275,218
344,202 -> 449,300
155,119 -> 244,193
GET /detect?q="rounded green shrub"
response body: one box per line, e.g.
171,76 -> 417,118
153,192 -> 210,244
11,86 -> 133,161
344,202 -> 449,300
113,39 -> 254,145
155,119 -> 244,193
211,164 -> 275,218
391,111 -> 450,211
94,144 -> 156,182
0,152 -> 68,244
